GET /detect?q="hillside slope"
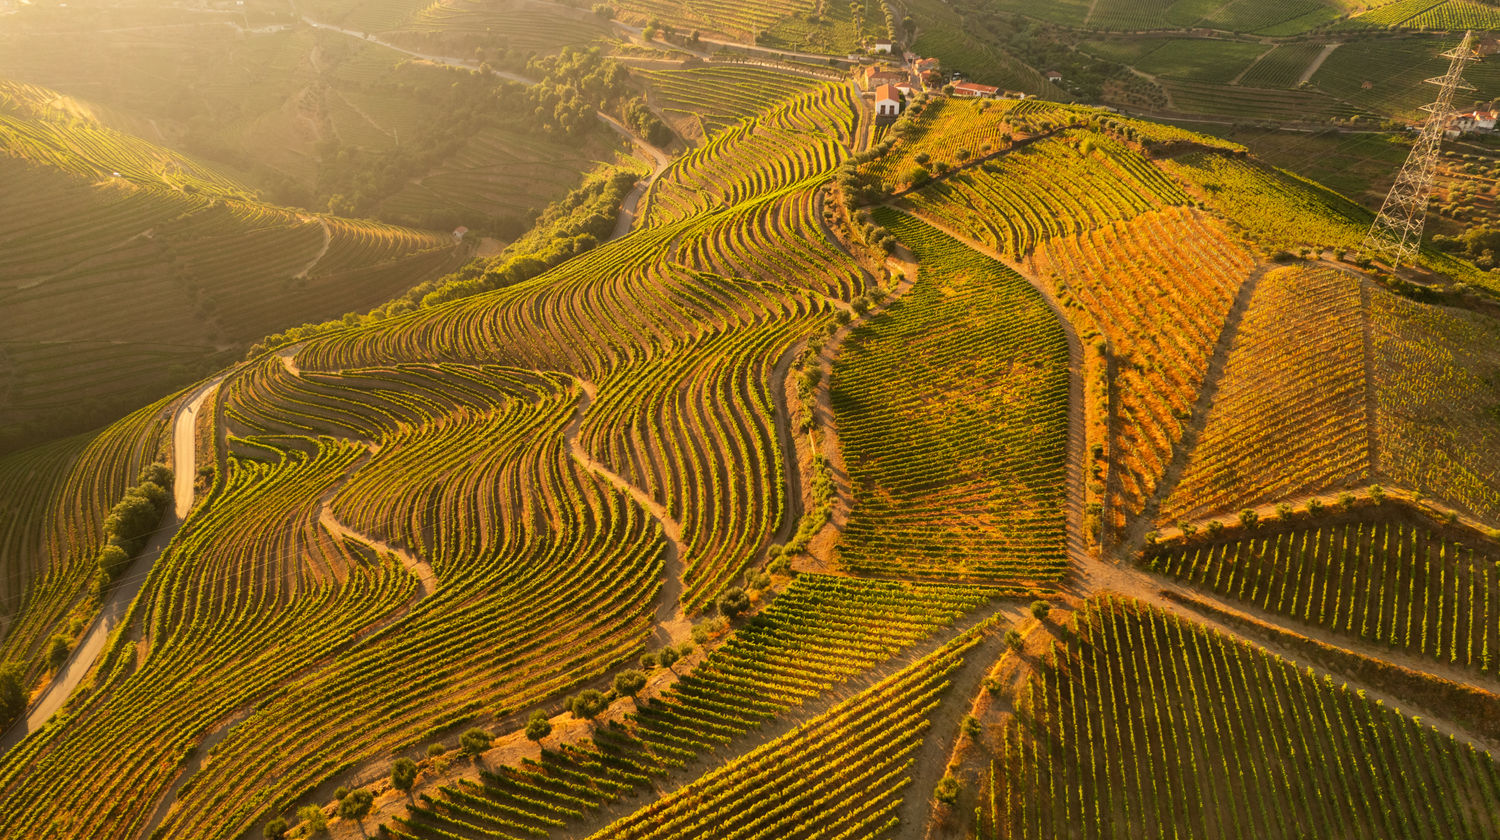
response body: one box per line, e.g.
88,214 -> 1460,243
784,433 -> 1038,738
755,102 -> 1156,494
0,80 -> 470,450
0,86 -> 1498,840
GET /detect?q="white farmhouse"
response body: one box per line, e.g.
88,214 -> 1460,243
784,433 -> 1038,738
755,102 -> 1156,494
875,84 -> 902,117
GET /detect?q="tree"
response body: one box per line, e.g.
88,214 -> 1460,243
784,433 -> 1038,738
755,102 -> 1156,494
0,664 -> 24,727
525,710 -> 553,742
459,728 -> 491,755
104,493 -> 162,553
98,544 -> 132,581
1029,600 -> 1050,620
657,646 -> 680,672
263,818 -> 288,839
569,688 -> 608,719
1005,629 -> 1023,649
613,669 -> 647,698
391,758 -> 417,793
337,788 -> 374,822
138,462 -> 172,489
719,587 -> 750,618
297,805 -> 327,835
48,636 -> 69,669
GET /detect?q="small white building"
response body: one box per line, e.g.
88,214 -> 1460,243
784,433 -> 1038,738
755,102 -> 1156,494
875,84 -> 902,118
1046,70 -> 1064,84
872,40 -> 893,54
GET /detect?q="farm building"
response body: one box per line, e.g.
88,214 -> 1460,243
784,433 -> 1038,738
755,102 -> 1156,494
1046,70 -> 1064,83
872,40 -> 893,54
875,84 -> 902,117
862,65 -> 906,89
951,81 -> 999,99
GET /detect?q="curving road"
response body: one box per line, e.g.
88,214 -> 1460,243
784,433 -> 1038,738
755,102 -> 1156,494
1,376 -> 222,752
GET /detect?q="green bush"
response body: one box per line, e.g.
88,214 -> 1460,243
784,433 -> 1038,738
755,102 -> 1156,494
525,710 -> 553,742
459,728 -> 491,755
391,757 -> 417,792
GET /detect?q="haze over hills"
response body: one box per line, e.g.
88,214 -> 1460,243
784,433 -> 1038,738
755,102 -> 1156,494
1,1 -> 1500,839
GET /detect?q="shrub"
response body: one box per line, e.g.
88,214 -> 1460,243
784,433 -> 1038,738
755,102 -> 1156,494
569,689 -> 609,719
459,728 -> 491,755
48,637 -> 68,669
1029,600 -> 1050,620
263,818 -> 288,840
934,774 -> 960,804
1238,509 -> 1259,528
1005,629 -> 1023,649
337,789 -> 374,822
425,743 -> 445,757
1205,520 -> 1224,535
962,715 -> 981,737
334,787 -> 349,801
1307,498 -> 1325,515
639,652 -> 658,669
525,710 -> 553,742
391,758 -> 417,793
613,669 -> 647,697
719,587 -> 751,618
0,664 -> 23,727
297,805 -> 327,834
97,544 -> 132,581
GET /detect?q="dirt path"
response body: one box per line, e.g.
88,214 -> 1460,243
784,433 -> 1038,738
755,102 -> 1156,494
565,379 -> 690,646
293,217 -> 332,280
1229,45 -> 1277,86
891,608 -> 1022,840
299,16 -> 535,84
0,375 -> 223,753
318,471 -> 437,597
599,114 -> 672,240
1298,42 -> 1342,86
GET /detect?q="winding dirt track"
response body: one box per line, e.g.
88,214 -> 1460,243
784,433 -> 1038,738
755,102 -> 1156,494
564,379 -> 691,646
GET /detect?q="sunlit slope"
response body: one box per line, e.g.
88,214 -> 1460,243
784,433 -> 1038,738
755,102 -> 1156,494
868,98 -> 1500,542
0,82 -> 868,840
0,81 -> 467,449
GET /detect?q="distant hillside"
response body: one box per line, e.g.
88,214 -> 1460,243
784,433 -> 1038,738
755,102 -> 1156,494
0,80 -> 470,451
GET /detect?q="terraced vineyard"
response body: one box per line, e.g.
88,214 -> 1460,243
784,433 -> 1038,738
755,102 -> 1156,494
587,624 -> 989,840
1371,284 -> 1500,522
1149,506 -> 1500,674
831,211 -> 1070,583
982,596 -> 1500,839
1030,207 -> 1254,535
899,132 -> 1191,260
1162,266 -> 1370,523
4,32 -> 1500,840
635,66 -> 821,142
399,575 -> 1001,839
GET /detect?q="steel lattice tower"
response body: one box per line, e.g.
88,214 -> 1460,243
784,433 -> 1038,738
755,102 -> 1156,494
1361,30 -> 1480,268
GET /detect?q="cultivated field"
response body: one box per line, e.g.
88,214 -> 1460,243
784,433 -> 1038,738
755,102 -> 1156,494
1,32 -> 1499,840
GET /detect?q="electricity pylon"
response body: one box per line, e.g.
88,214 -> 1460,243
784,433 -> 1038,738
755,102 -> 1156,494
1361,30 -> 1479,268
